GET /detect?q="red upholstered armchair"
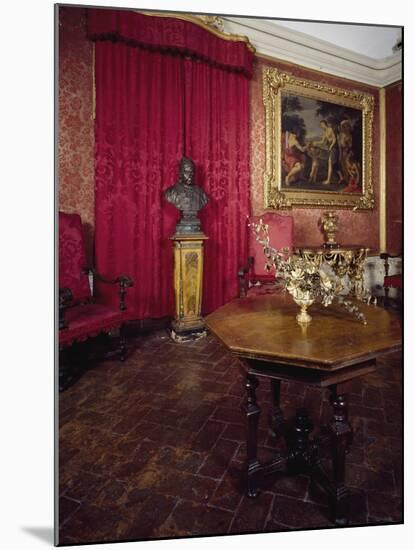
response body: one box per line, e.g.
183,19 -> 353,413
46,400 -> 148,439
238,213 -> 294,297
59,211 -> 133,364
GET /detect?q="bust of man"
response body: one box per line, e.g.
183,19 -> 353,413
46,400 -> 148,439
164,156 -> 209,234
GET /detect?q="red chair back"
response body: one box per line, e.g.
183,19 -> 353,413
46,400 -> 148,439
249,213 -> 294,277
59,212 -> 91,302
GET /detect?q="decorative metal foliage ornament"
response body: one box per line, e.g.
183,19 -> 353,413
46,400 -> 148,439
250,218 -> 368,325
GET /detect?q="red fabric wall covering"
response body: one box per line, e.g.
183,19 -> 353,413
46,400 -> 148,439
385,81 -> 403,255
250,57 -> 381,251
58,7 -> 95,262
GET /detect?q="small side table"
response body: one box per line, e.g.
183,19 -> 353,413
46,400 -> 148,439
295,245 -> 369,300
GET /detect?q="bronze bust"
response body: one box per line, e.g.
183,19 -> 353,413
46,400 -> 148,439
164,156 -> 209,233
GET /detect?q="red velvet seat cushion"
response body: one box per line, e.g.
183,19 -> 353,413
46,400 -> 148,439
246,283 -> 283,295
59,211 -> 91,302
59,303 -> 131,347
384,274 -> 402,289
249,213 -> 294,279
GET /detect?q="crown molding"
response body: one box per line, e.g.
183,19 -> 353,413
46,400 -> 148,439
137,10 -> 256,52
222,17 -> 402,87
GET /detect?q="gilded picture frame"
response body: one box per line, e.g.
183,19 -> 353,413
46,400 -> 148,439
263,67 -> 374,210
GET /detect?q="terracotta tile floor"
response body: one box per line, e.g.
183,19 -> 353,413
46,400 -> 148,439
58,330 -> 402,545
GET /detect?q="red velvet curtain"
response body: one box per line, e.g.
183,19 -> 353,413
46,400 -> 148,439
87,9 -> 253,77
94,41 -> 183,318
184,59 -> 250,313
91,10 -> 251,318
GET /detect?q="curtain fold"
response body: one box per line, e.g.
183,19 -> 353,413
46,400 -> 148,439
87,8 -> 254,77
183,59 -> 251,313
94,41 -> 183,318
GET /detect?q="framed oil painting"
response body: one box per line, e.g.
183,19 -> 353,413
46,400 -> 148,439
263,68 -> 374,210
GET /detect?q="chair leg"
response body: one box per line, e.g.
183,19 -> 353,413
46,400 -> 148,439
59,346 -> 78,392
59,349 -> 70,392
384,285 -> 390,308
238,270 -> 248,298
119,324 -> 127,362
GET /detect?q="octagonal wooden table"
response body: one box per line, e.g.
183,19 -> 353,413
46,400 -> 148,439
205,292 -> 401,525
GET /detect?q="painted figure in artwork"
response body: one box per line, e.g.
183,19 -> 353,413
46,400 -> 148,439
343,152 -> 361,193
282,130 -> 307,186
279,91 -> 365,194
312,120 -> 342,185
338,119 -> 353,181
306,142 -> 322,184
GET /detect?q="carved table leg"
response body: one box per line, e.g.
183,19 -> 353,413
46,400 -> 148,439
269,379 -> 285,439
242,372 -> 262,497
287,408 -> 314,475
328,387 -> 353,525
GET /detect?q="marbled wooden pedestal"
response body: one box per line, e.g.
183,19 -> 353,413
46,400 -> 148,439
171,232 -> 208,342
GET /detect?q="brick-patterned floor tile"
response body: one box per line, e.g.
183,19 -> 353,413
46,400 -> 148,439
198,438 -> 238,478
59,503 -> 131,544
268,473 -> 309,500
59,496 -> 81,527
367,492 -> 402,522
229,492 -> 274,534
59,333 -> 402,543
123,493 -> 178,539
209,461 -> 244,511
190,420 -> 226,452
61,471 -> 107,502
156,500 -> 234,538
271,494 -> 331,529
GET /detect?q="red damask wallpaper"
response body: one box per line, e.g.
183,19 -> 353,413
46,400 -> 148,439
385,81 -> 402,254
250,56 -> 381,251
58,7 -> 94,261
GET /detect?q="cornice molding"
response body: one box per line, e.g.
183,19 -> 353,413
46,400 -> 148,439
222,17 -> 402,87
138,11 -> 256,52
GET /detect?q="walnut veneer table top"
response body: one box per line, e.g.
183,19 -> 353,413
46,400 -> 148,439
205,293 -> 401,372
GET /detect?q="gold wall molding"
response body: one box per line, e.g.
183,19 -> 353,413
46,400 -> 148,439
255,51 -> 381,88
198,15 -> 225,32
379,87 -> 387,252
137,10 -> 255,53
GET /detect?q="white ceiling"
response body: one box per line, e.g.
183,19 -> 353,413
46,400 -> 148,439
272,21 -> 401,60
222,16 -> 402,86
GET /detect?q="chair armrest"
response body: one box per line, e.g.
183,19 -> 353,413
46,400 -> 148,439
59,287 -> 73,329
238,256 -> 254,298
379,252 -> 401,278
85,267 -> 132,286
86,267 -> 134,311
